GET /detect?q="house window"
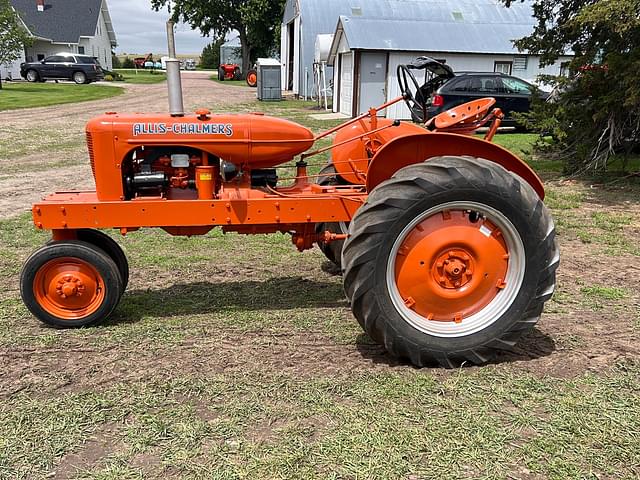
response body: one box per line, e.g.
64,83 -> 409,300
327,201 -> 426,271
494,61 -> 512,75
560,61 -> 571,77
78,46 -> 85,55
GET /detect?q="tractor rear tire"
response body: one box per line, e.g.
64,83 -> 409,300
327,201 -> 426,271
315,164 -> 349,268
218,67 -> 225,81
20,241 -> 123,328
246,69 -> 257,87
342,156 -> 558,368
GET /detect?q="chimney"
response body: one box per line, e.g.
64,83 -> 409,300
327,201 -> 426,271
36,0 -> 44,12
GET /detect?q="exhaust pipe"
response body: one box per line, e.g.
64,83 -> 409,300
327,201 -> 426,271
166,20 -> 184,117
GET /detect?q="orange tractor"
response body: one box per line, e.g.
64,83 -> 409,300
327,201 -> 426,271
20,57 -> 558,368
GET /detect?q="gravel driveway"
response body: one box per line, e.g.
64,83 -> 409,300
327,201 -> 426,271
0,71 -> 256,218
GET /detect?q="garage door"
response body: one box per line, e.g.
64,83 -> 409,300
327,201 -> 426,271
340,53 -> 353,116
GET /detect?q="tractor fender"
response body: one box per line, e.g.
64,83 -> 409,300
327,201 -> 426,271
366,132 -> 545,199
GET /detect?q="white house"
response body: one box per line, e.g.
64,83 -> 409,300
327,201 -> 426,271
1,0 -> 117,79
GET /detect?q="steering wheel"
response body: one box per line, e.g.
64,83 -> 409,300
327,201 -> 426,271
397,64 -> 427,123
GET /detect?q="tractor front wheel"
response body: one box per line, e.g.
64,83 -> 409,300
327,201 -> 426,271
342,156 -> 558,367
76,229 -> 129,292
20,241 -> 123,328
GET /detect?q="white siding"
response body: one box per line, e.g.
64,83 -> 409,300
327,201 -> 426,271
339,52 -> 353,116
1,49 -> 25,80
25,41 -> 73,62
83,5 -> 114,69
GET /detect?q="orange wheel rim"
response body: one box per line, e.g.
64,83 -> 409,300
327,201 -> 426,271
33,257 -> 105,320
248,73 -> 257,85
387,201 -> 525,337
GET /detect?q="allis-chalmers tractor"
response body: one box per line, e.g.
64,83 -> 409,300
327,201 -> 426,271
20,56 -> 558,368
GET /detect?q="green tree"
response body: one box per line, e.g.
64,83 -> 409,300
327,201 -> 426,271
111,54 -> 122,69
122,57 -> 135,69
0,0 -> 32,89
151,0 -> 286,74
200,37 -> 224,69
504,0 -> 640,173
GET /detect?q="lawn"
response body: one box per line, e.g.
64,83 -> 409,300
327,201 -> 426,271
0,82 -> 124,111
1,99 -> 639,479
112,69 -> 167,84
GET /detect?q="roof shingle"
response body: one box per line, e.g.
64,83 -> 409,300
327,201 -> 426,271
11,0 -> 103,44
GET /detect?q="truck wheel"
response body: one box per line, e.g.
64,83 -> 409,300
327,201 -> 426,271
315,164 -> 349,268
20,241 -> 123,328
26,70 -> 39,82
218,67 -> 225,81
342,156 -> 558,367
73,71 -> 87,84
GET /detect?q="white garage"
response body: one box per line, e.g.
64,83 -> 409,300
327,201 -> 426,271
328,9 -> 573,119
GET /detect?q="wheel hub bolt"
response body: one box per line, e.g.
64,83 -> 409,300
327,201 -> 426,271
56,275 -> 85,298
433,249 -> 474,289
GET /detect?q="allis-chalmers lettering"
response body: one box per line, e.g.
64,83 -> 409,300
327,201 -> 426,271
133,122 -> 233,137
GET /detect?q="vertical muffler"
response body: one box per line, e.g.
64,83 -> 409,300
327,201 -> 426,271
166,20 -> 184,117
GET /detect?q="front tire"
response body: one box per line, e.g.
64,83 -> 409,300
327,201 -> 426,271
76,230 -> 129,292
20,241 -> 123,328
342,156 -> 558,367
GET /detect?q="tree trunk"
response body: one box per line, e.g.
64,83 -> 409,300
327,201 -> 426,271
238,27 -> 253,76
0,75 -> 3,90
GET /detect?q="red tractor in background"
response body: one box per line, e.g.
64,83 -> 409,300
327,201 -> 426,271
218,63 -> 258,87
218,63 -> 242,81
133,53 -> 153,69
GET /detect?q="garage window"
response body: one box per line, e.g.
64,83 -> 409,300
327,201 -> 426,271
494,61 -> 512,75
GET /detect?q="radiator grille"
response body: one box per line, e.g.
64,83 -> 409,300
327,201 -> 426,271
86,132 -> 96,178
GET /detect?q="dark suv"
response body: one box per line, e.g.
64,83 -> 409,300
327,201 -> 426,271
424,71 -> 548,127
21,54 -> 105,84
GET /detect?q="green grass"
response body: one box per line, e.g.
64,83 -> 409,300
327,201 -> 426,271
0,83 -> 124,111
112,69 -> 167,84
210,74 -> 249,87
580,285 -> 628,311
1,367 -> 639,479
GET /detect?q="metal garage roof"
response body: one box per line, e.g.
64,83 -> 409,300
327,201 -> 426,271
335,15 -> 534,54
289,0 -> 536,35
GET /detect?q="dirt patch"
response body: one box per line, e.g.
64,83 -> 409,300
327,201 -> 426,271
51,422 -> 123,479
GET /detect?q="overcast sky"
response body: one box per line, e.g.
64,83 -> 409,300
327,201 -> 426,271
109,0 -> 214,55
